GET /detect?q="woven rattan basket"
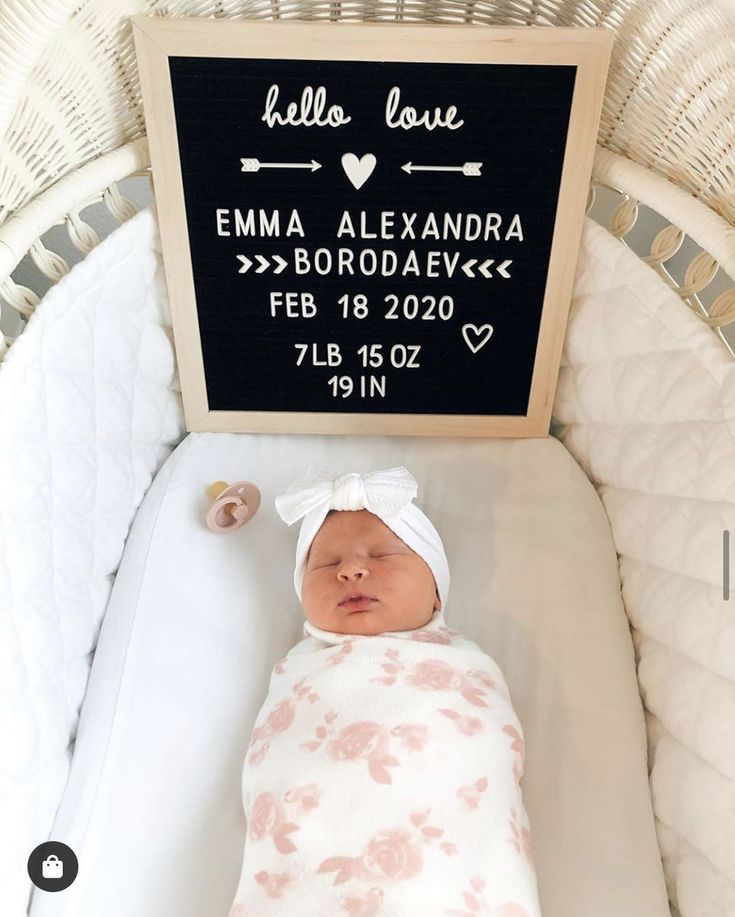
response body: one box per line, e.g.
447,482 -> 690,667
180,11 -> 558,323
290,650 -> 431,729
1,3 -> 734,916
1,0 -> 735,360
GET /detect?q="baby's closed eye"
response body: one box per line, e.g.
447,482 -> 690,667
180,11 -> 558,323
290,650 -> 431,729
314,552 -> 397,568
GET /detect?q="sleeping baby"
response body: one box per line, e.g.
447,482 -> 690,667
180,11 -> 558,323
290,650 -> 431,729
227,465 -> 542,917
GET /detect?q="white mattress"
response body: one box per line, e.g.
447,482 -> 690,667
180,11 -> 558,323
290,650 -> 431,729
28,430 -> 670,917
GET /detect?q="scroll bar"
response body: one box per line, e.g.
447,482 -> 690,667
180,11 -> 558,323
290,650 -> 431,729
725,530 -> 730,601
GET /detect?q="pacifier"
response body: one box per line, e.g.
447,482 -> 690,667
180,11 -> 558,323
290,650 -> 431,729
206,480 -> 261,533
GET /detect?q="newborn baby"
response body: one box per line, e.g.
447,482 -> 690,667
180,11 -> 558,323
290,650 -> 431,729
228,465 -> 542,917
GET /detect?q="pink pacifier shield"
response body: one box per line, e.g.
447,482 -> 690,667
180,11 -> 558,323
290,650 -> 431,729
206,481 -> 261,533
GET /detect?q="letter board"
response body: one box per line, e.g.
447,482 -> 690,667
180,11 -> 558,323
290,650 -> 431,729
132,18 -> 612,436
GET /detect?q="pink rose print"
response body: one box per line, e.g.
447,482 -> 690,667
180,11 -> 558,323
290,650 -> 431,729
266,700 -> 295,732
255,870 -> 292,899
410,627 -> 453,645
283,782 -> 321,813
247,678 -> 319,766
319,828 -> 423,886
506,806 -> 534,867
248,783 -> 322,853
248,792 -> 278,839
228,903 -> 248,917
273,656 -> 288,674
247,740 -> 269,766
359,829 -> 424,881
503,724 -> 525,785
371,652 -> 492,707
467,669 -> 497,691
318,808 -> 457,892
391,723 -> 430,751
248,791 -> 301,853
408,659 -> 464,691
302,713 -> 430,784
410,807 -> 457,857
457,777 -> 488,810
329,721 -> 385,760
327,640 -> 355,666
444,873 -> 490,916
369,649 -> 404,686
437,708 -> 486,736
444,875 -> 531,916
340,886 -> 384,915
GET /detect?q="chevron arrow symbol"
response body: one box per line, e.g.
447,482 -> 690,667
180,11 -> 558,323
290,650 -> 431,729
237,254 -> 288,275
461,258 -> 513,279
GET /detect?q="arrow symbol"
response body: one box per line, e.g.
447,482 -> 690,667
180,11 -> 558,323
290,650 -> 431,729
241,157 -> 321,172
402,161 -> 482,176
461,258 -> 478,278
237,254 -> 289,274
461,258 -> 513,279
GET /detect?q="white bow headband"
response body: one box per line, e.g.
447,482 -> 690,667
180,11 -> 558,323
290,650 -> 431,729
274,464 -> 450,613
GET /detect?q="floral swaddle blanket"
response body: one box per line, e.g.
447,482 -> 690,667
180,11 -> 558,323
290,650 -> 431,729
228,614 -> 542,916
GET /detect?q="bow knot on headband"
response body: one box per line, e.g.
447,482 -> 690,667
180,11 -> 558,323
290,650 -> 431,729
275,465 -> 418,524
275,464 -> 450,614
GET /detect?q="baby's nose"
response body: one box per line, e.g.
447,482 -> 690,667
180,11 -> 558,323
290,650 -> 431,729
337,561 -> 368,578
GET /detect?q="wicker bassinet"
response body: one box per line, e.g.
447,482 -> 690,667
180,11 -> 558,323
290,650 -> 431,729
1,3 -> 734,917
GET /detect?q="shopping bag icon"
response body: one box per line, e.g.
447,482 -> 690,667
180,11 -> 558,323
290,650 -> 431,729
42,855 -> 63,878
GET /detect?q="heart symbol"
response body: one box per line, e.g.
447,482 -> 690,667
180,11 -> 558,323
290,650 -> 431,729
341,152 -> 377,190
462,323 -> 494,353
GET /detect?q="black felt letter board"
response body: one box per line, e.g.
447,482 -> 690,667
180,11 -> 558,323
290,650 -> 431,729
168,56 -> 576,416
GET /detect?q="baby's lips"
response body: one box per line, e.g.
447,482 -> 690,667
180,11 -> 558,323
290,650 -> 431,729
206,480 -> 262,533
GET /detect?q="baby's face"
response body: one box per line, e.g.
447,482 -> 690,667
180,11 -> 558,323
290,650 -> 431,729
301,509 -> 440,636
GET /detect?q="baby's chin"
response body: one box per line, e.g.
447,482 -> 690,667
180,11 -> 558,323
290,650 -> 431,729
304,602 -> 434,636
305,606 -> 392,636
333,607 -> 425,636
338,611 -> 386,634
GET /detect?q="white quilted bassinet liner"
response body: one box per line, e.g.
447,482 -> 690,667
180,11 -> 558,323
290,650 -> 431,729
1,205 -> 733,917
0,209 -> 186,915
554,221 -> 735,917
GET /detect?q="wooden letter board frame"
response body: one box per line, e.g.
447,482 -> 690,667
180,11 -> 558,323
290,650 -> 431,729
132,18 -> 612,438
